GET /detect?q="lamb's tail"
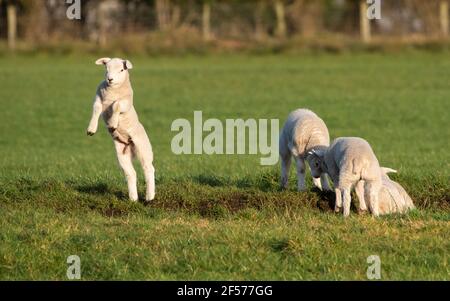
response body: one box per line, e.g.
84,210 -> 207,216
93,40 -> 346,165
380,167 -> 397,175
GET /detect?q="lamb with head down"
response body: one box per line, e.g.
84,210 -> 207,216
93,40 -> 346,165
306,137 -> 383,217
307,137 -> 415,217
360,167 -> 415,215
279,108 -> 331,192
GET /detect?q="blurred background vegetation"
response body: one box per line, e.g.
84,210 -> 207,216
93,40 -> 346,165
0,0 -> 449,55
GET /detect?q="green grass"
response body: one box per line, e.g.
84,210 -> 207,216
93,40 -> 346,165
0,52 -> 449,280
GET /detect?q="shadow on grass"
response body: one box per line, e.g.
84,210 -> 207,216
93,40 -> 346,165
75,182 -> 128,200
1,172 -> 448,219
191,171 -> 281,192
311,187 -> 336,212
193,174 -> 227,187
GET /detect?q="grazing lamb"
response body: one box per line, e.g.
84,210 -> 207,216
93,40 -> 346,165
86,57 -> 155,201
356,167 -> 415,215
279,109 -> 331,191
306,137 -> 382,217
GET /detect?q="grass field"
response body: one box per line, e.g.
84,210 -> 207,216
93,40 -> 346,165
0,52 -> 449,280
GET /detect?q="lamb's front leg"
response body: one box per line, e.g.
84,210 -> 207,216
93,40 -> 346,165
334,187 -> 342,213
87,96 -> 102,136
108,99 -> 133,130
320,173 -> 332,191
108,101 -> 121,131
295,156 -> 306,191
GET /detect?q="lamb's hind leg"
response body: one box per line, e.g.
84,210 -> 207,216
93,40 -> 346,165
133,132 -> 155,201
144,163 -> 156,201
280,154 -> 291,189
342,185 -> 352,217
114,140 -> 138,201
355,180 -> 368,213
365,179 -> 381,217
338,178 -> 353,217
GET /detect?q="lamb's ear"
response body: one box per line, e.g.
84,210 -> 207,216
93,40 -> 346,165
95,57 -> 111,65
306,148 -> 325,160
306,149 -> 316,158
313,148 -> 326,158
307,149 -> 316,156
381,167 -> 397,174
123,60 -> 133,70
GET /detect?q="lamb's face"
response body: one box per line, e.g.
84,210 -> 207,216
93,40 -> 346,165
95,57 -> 133,87
306,154 -> 323,179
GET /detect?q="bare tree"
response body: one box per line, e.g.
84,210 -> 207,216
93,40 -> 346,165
0,0 -> 2,40
254,0 -> 267,41
440,0 -> 449,37
156,0 -> 171,31
171,1 -> 181,28
7,0 -> 17,50
359,0 -> 370,42
291,0 -> 323,38
202,0 -> 212,40
273,0 -> 286,38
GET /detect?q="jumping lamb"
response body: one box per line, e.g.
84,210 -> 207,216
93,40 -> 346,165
279,109 -> 331,191
86,57 -> 155,201
306,137 -> 382,217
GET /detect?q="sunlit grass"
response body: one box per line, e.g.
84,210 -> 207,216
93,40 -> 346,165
0,52 -> 448,279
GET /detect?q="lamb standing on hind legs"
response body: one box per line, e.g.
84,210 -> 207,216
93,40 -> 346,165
279,109 -> 331,191
86,57 -> 155,202
306,137 -> 383,217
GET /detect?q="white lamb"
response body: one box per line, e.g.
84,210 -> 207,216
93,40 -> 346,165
357,167 -> 415,215
306,137 -> 382,217
279,109 -> 331,191
86,57 -> 155,201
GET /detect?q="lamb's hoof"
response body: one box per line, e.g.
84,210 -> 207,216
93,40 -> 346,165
334,206 -> 342,213
358,209 -> 368,215
87,131 -> 95,136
